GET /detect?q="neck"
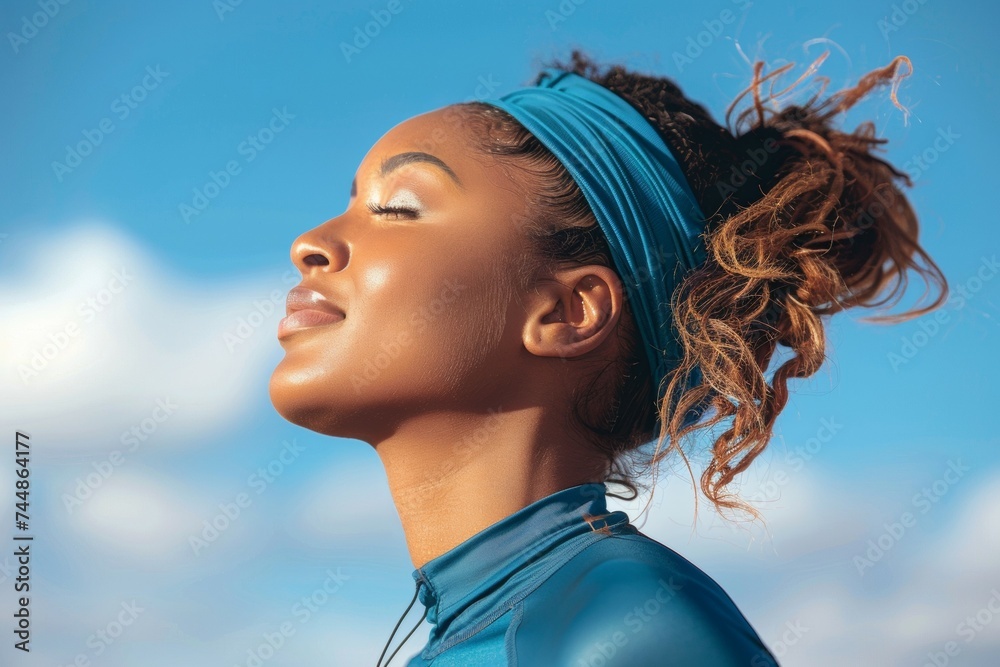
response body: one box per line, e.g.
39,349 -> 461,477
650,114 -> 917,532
373,405 -> 606,569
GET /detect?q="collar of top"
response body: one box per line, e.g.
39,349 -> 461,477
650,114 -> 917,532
410,481 -> 631,650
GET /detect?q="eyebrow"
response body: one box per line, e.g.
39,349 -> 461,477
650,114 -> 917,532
351,151 -> 463,198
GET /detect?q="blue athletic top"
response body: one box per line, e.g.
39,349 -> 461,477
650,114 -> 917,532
380,482 -> 779,666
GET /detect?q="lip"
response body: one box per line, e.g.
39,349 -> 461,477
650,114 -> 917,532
278,286 -> 346,339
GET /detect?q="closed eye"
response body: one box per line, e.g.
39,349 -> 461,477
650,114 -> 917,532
366,202 -> 419,220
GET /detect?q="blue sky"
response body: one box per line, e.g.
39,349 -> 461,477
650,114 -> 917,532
2,1 -> 998,665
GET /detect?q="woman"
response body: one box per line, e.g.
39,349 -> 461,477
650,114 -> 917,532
269,49 -> 947,666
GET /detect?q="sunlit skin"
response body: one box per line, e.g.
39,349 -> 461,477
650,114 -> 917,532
269,107 -> 629,569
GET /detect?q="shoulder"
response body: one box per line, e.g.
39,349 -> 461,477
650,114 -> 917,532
510,532 -> 778,667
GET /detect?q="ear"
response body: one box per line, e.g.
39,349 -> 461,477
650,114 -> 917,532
522,265 -> 624,363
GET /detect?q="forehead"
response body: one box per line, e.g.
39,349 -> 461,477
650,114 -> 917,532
356,107 -> 526,200
367,106 -> 477,161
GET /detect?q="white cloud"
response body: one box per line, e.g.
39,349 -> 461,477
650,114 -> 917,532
0,220 -> 292,451
69,469 -> 204,565
925,472 -> 1000,580
608,458 -> 870,564
286,453 -> 402,551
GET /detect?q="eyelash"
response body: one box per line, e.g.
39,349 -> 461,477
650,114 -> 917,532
366,202 -> 419,219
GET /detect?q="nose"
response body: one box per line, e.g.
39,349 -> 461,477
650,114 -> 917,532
290,220 -> 350,273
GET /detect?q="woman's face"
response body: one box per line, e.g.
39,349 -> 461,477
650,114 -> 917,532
269,107 -> 536,441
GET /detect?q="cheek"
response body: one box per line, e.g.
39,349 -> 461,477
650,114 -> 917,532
358,261 -> 390,293
357,250 -> 511,389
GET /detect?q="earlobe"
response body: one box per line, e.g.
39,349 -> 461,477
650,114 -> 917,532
521,266 -> 622,362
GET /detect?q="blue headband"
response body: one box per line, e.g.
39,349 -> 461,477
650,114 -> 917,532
483,68 -> 710,430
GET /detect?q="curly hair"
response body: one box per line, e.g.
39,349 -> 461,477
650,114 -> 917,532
454,48 -> 948,524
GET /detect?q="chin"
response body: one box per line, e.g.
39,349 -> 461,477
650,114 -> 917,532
269,363 -> 324,430
267,363 -> 362,438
